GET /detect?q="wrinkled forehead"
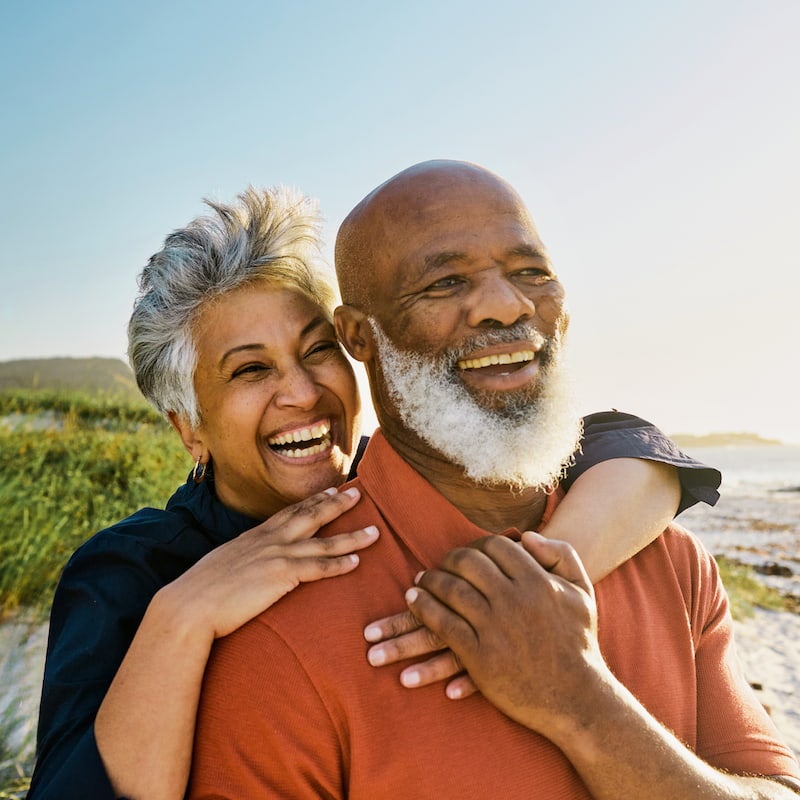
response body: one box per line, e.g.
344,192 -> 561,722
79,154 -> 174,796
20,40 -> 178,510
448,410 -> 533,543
368,166 -> 540,264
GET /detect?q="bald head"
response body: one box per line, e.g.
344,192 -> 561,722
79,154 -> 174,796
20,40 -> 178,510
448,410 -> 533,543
335,160 -> 537,312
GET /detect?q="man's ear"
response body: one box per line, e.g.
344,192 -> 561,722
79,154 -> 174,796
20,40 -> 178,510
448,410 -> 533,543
167,411 -> 206,461
334,305 -> 375,363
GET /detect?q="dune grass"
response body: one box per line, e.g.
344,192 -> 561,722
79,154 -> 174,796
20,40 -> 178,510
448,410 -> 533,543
716,556 -> 792,620
0,391 -> 188,618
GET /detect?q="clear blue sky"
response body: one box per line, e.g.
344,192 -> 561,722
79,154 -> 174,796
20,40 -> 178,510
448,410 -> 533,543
1,0 -> 798,442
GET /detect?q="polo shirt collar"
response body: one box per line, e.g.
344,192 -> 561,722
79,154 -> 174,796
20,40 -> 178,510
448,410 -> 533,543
357,429 -> 559,569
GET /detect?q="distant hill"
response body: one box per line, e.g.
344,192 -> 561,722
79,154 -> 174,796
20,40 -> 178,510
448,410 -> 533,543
671,432 -> 783,448
0,357 -> 141,399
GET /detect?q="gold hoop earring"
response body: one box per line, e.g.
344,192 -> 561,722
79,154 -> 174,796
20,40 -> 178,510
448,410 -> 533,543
193,457 -> 207,484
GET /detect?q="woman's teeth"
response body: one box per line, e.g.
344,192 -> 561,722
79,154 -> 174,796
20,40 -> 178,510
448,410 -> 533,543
457,350 -> 535,370
279,434 -> 332,459
268,422 -> 330,447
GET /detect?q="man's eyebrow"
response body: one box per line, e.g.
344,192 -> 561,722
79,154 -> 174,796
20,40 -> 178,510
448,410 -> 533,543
507,244 -> 550,262
420,251 -> 469,274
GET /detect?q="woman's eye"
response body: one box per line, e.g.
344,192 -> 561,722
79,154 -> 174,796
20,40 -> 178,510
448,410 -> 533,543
232,363 -> 270,379
305,341 -> 341,360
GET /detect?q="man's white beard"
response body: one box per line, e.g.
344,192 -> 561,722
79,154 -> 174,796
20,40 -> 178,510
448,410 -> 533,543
369,319 -> 583,492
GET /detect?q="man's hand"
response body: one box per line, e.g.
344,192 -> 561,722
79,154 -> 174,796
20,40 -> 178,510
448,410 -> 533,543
404,532 -> 609,735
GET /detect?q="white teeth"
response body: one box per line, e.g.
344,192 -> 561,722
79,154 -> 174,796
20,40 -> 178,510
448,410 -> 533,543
268,422 -> 330,447
281,434 -> 332,459
457,350 -> 536,370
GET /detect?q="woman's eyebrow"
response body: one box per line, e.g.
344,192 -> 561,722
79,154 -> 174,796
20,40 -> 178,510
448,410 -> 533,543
220,343 -> 266,368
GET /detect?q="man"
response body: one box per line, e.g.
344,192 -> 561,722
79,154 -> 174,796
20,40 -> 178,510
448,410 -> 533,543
189,161 -> 800,798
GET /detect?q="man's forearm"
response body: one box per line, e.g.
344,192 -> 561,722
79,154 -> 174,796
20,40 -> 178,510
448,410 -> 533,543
535,663 -> 799,800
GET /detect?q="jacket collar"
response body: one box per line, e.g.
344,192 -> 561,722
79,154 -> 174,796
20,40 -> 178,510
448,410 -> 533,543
166,473 -> 259,547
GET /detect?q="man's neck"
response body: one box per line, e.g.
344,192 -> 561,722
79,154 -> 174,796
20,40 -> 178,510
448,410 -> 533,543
380,422 -> 549,534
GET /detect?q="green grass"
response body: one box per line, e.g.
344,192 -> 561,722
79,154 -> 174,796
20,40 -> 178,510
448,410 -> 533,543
0,391 -> 188,617
716,556 -> 791,620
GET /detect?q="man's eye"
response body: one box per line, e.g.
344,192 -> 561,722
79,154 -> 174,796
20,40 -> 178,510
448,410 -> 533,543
515,268 -> 553,284
425,275 -> 464,292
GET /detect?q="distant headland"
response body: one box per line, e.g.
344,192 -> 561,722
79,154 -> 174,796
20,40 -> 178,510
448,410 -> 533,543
670,432 -> 784,448
0,357 -> 138,399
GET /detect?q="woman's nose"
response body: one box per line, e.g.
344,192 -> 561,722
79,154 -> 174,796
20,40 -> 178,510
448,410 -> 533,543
273,365 -> 324,410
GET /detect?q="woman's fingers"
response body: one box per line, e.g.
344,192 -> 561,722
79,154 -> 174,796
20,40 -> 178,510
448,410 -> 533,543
363,609 -> 421,643
287,525 -> 380,559
366,622 -> 444,666
363,613 -> 477,699
445,673 -> 478,700
398,650 -> 464,689
254,487 -> 362,544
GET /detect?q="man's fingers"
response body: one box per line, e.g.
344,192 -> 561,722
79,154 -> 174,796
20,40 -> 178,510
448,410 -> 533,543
521,531 -> 594,597
415,568 -> 489,622
366,624 -> 444,666
405,585 -> 478,653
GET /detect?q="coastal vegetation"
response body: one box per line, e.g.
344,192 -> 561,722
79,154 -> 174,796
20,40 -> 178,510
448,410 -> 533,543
0,389 -> 187,617
671,432 -> 783,448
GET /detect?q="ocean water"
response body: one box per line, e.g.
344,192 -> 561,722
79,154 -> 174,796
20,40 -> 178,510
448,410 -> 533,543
676,446 -> 800,598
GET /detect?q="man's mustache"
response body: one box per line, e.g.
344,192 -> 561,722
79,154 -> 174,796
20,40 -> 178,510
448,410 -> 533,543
445,323 -> 552,365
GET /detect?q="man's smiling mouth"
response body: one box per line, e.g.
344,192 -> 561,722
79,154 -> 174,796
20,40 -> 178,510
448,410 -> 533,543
457,350 -> 536,371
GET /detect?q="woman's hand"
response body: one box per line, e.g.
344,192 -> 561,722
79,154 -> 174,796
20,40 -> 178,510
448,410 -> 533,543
162,487 -> 379,641
365,607 -> 478,698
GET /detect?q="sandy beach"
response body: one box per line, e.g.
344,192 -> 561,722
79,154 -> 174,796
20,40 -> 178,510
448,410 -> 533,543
733,608 -> 800,755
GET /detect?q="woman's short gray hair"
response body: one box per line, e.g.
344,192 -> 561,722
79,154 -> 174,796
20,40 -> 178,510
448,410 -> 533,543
128,185 -> 336,428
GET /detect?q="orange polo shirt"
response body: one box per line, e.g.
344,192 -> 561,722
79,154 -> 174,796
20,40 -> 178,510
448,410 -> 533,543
189,430 -> 799,799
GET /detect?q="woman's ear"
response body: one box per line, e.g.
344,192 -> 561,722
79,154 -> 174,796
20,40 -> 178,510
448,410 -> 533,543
167,411 -> 206,461
334,305 -> 375,362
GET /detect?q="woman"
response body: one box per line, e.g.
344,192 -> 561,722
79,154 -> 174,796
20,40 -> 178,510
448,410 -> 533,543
28,187 -> 720,800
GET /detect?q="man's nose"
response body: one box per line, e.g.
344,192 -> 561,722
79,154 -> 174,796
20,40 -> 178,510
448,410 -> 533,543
274,364 -> 324,410
464,274 -> 536,329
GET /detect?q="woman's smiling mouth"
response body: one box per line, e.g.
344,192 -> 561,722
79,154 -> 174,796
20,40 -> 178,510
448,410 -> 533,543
267,420 -> 333,459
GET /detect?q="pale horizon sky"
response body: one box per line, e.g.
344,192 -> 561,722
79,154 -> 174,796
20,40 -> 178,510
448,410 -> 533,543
2,1 -> 799,442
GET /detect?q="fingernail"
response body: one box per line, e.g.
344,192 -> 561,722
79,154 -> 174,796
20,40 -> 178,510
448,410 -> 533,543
401,668 -> 421,687
323,487 -> 338,495
363,624 -> 382,642
343,487 -> 360,499
446,684 -> 463,700
405,587 -> 419,604
367,646 -> 386,666
414,571 -> 424,584
363,525 -> 379,538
